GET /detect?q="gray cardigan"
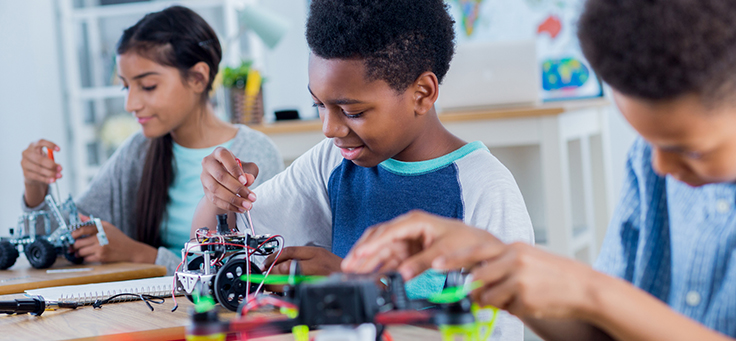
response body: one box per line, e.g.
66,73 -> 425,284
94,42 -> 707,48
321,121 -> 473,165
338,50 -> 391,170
23,124 -> 284,274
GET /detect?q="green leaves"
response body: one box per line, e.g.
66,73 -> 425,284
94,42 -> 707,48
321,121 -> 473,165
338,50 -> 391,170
222,60 -> 253,88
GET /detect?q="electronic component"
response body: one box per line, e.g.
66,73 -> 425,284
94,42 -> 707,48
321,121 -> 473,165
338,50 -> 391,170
173,213 -> 283,312
186,267 -> 500,341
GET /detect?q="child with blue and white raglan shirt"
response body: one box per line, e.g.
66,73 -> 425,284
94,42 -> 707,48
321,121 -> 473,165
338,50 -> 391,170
193,0 -> 534,339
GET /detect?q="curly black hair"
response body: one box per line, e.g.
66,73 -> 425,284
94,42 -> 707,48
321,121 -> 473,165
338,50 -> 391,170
578,0 -> 736,105
306,0 -> 455,92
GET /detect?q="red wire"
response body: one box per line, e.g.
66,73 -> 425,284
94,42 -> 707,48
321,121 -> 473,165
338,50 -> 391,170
172,231 -> 284,315
241,235 -> 284,316
172,240 -> 258,311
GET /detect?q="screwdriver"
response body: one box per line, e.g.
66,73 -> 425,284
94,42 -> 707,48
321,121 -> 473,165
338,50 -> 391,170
46,147 -> 62,203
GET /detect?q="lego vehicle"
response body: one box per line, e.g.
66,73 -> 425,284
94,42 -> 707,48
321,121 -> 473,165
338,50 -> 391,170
0,194 -> 108,270
174,214 -> 283,311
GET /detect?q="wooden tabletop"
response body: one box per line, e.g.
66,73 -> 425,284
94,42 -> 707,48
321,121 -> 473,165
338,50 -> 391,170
0,255 -> 167,295
251,98 -> 610,135
0,294 -> 442,341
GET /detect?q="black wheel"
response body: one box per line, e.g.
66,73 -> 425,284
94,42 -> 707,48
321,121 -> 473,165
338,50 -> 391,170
25,238 -> 57,269
213,255 -> 262,311
184,256 -> 217,304
0,240 -> 19,270
64,251 -> 85,265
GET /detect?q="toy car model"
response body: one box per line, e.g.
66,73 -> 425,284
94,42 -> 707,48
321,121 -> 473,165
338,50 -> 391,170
0,194 -> 108,270
174,214 -> 282,311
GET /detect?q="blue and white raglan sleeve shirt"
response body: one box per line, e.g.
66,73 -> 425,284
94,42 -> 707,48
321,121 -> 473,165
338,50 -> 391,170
238,138 -> 534,341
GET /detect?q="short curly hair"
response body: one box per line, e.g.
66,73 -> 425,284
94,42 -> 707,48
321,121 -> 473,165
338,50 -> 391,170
306,0 -> 455,92
578,0 -> 736,105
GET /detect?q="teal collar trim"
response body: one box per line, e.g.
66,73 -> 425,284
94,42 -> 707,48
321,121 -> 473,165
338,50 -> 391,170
379,141 -> 488,176
172,139 -> 235,158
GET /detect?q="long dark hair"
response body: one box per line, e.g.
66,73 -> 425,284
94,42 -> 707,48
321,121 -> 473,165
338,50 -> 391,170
117,6 -> 222,247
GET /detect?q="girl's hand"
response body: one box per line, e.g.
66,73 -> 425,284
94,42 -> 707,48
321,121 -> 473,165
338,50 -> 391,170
200,147 -> 259,213
71,215 -> 157,264
21,139 -> 62,207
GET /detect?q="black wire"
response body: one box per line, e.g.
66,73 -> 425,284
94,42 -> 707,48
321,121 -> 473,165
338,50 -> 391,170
92,293 -> 165,311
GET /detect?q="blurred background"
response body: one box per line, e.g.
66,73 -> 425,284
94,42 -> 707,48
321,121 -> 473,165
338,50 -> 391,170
0,0 -> 638,267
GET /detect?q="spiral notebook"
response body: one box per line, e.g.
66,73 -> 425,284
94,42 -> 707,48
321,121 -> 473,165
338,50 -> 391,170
24,276 -> 179,305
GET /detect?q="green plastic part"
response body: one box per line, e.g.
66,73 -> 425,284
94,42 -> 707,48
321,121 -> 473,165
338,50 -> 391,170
472,304 -> 500,340
280,307 -> 299,319
439,323 -> 479,341
292,325 -> 309,341
428,280 -> 484,304
192,290 -> 217,313
239,273 -> 325,285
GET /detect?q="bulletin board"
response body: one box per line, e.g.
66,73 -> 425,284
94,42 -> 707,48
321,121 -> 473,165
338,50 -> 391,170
446,0 -> 604,102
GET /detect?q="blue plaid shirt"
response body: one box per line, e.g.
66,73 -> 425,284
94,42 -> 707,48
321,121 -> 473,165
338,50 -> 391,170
595,138 -> 736,336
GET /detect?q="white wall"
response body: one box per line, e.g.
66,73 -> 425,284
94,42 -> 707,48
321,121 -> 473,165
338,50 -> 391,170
604,98 -> 638,213
0,1 -> 68,236
261,0 -> 316,122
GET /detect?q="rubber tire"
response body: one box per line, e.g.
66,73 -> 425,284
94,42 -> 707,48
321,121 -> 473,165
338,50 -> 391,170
0,240 -> 19,270
25,238 -> 57,269
64,252 -> 85,265
214,255 -> 262,311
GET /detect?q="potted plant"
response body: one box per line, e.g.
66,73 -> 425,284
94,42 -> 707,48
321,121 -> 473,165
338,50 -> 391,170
221,60 -> 264,125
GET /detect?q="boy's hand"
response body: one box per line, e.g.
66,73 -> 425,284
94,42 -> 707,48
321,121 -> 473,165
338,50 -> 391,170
342,210 -> 598,321
465,242 -> 599,321
71,216 -> 157,264
342,210 -> 484,279
264,246 -> 343,277
21,139 -> 62,207
201,147 -> 259,213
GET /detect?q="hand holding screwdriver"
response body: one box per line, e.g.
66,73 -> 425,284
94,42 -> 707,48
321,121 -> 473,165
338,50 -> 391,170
20,139 -> 62,207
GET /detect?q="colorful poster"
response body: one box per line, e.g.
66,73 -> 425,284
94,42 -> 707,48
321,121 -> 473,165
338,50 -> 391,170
447,0 -> 603,101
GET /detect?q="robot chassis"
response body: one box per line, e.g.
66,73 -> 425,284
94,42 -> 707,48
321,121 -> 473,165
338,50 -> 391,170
186,269 -> 499,341
174,214 -> 281,312
0,194 -> 108,269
